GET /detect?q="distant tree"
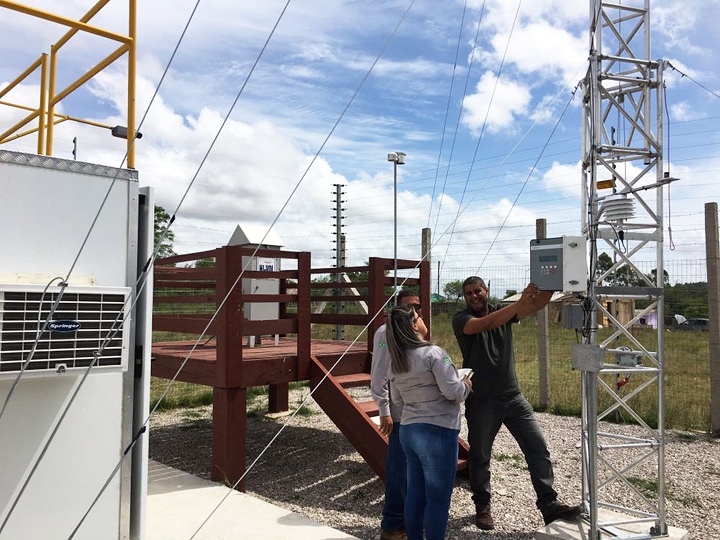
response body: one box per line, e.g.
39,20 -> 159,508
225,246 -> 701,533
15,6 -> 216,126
443,280 -> 464,301
505,289 -> 518,299
596,252 -> 668,287
154,206 -> 176,259
596,252 -> 613,281
665,281 -> 708,318
595,253 -> 639,285
344,262 -> 392,297
194,257 -> 215,267
648,268 -> 670,286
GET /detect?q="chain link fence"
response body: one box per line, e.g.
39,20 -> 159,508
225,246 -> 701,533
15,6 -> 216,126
432,259 -> 708,302
431,258 -> 714,432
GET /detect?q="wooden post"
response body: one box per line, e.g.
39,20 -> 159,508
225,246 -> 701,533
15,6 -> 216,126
211,246 -> 248,489
536,219 -> 550,409
296,252 -> 313,380
705,203 -> 720,433
212,387 -> 248,490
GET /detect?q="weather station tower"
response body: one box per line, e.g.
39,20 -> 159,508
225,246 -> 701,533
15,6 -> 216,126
571,1 -> 688,539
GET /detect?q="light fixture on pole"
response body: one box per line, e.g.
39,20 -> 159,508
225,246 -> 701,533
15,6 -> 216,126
387,151 -> 406,304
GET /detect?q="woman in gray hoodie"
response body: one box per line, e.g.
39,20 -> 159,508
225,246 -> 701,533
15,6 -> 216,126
386,304 -> 472,540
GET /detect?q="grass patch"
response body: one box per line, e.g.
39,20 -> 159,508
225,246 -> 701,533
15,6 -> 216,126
493,452 -> 527,470
627,476 -> 659,499
624,477 -> 698,507
293,404 -> 315,416
150,380 -> 213,411
150,378 -> 315,417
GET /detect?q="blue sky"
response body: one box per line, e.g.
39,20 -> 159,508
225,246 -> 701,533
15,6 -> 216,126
1,0 -> 719,284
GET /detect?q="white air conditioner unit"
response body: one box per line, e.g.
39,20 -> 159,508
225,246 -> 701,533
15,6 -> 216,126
0,283 -> 131,378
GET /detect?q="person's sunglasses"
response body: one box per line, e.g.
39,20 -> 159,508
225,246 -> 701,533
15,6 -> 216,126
409,303 -> 422,311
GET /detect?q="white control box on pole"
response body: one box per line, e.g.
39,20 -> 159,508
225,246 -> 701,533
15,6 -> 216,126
529,236 -> 588,292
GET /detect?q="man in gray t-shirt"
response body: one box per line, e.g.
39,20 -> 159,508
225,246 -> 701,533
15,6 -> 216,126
452,276 -> 581,531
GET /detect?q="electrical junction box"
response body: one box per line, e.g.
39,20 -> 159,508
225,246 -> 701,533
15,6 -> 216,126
530,236 -> 588,292
563,303 -> 586,330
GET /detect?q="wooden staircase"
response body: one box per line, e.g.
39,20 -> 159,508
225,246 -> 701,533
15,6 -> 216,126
308,355 -> 470,482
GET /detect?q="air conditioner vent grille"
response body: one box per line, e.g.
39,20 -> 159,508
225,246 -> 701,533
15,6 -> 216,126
0,286 -> 130,374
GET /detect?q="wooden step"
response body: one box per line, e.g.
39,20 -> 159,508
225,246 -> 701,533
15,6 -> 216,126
332,372 -> 371,388
357,400 -> 379,417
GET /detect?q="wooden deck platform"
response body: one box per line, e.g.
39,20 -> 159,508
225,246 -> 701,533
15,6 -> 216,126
152,337 -> 369,385
153,337 -> 367,363
150,247 -> 432,490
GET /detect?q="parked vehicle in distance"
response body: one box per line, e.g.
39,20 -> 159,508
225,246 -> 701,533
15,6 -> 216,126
675,318 -> 709,331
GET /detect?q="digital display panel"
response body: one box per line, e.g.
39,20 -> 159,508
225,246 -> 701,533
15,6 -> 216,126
539,255 -> 558,263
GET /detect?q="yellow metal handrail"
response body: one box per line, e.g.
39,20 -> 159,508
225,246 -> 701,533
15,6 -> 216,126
0,0 -> 137,167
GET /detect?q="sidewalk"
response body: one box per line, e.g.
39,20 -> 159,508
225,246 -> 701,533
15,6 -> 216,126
146,460 -> 359,540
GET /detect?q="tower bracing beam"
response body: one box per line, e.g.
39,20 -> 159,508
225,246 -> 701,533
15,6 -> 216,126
578,1 -> 674,538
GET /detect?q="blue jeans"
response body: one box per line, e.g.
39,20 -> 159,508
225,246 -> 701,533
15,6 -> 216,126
465,393 -> 557,513
400,423 -> 459,540
381,425 -> 407,532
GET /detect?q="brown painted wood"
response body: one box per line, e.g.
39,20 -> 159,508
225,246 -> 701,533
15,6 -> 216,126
268,382 -> 289,413
153,280 -> 216,289
310,313 -> 371,325
152,315 -> 215,335
356,400 -> 380,416
332,373 -> 371,388
152,338 -> 367,387
154,294 -> 216,304
211,386 -> 248,490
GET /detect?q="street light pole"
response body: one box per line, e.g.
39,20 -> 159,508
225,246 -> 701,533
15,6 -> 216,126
387,151 -> 406,304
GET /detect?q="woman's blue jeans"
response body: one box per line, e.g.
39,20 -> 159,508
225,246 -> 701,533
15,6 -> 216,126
400,423 -> 459,540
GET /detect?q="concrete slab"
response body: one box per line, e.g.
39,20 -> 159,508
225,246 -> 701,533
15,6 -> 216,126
535,509 -> 689,540
147,460 -> 358,540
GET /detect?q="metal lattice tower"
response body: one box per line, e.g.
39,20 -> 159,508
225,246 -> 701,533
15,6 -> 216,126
578,1 -> 675,538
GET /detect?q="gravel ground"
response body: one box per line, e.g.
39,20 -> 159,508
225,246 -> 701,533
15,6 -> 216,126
149,388 -> 720,540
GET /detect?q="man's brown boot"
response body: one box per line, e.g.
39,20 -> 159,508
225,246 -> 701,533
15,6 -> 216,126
543,503 -> 583,525
379,528 -> 407,540
475,506 -> 494,530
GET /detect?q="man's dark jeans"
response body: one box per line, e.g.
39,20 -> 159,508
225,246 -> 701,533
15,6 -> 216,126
381,425 -> 407,532
465,393 -> 558,513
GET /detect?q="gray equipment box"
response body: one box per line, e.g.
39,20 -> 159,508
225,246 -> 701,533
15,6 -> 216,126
530,236 -> 587,292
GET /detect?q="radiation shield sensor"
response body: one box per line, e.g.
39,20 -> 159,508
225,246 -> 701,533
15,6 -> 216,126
530,236 -> 588,292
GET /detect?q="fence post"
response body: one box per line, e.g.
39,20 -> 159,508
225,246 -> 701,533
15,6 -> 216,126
536,219 -> 550,409
705,203 -> 720,434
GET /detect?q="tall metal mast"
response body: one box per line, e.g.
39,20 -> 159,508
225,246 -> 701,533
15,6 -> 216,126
578,1 -> 674,537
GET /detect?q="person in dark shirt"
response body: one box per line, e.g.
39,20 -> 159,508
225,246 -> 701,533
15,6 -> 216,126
452,276 -> 581,530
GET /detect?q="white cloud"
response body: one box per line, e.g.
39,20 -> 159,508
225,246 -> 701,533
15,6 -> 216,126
462,71 -> 531,134
541,161 -> 581,197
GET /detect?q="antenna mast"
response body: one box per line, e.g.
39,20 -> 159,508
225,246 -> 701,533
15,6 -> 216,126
578,0 -> 680,537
